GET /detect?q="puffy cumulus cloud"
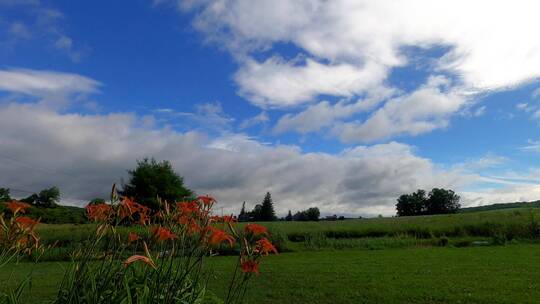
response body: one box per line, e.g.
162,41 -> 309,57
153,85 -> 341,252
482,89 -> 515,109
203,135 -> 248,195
273,87 -> 394,134
333,76 -> 466,143
0,102 -> 474,216
235,57 -> 387,107
183,0 -> 540,91
166,0 -> 540,142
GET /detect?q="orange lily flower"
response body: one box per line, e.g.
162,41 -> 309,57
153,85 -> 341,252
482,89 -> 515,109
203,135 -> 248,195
255,237 -> 278,255
152,227 -> 178,241
177,201 -> 200,215
15,216 -> 38,229
240,260 -> 259,275
244,223 -> 268,236
6,201 -> 31,214
123,255 -> 157,269
197,195 -> 215,206
208,227 -> 235,247
86,203 -> 113,222
128,232 -> 140,243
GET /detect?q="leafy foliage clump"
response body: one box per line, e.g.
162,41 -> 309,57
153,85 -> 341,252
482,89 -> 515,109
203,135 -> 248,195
396,188 -> 460,217
122,158 -> 193,211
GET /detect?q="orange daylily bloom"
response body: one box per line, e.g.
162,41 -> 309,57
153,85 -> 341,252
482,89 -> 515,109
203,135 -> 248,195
118,198 -> 150,224
240,260 -> 259,275
177,201 -> 200,215
152,227 -> 178,241
208,227 -> 235,247
138,212 -> 150,225
6,201 -> 31,214
86,203 -> 113,222
197,195 -> 215,206
244,223 -> 268,236
15,216 -> 39,228
123,255 -> 156,269
255,237 -> 278,255
128,232 -> 140,243
187,219 -> 202,235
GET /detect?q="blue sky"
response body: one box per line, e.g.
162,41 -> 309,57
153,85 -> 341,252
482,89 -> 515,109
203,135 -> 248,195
1,0 -> 540,216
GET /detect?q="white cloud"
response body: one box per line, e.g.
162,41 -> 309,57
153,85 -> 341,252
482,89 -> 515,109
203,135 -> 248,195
455,154 -> 508,171
161,0 -> 540,141
7,21 -> 31,39
273,87 -> 395,135
332,76 -> 466,143
531,87 -> 540,99
235,57 -> 387,108
240,111 -> 269,129
0,68 -> 99,96
183,0 -> 540,91
462,184 -> 540,207
1,1 -> 85,61
152,101 -> 234,132
0,102 -> 476,216
0,68 -> 100,108
521,140 -> 540,153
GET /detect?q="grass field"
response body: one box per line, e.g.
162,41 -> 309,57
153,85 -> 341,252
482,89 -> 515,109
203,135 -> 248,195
3,208 -> 540,303
29,207 -> 540,261
2,245 -> 540,303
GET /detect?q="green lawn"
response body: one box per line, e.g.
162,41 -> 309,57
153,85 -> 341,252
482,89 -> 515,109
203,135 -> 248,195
3,244 -> 540,303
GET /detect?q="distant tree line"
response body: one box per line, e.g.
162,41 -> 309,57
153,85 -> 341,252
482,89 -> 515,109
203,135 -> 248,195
396,188 -> 460,216
238,192 -> 277,222
284,207 -> 320,221
0,186 -> 61,208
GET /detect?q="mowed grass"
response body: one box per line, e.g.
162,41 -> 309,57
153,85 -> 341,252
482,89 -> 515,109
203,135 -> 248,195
2,244 -> 540,303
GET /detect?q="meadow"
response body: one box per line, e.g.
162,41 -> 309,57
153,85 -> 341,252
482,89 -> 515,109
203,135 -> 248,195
2,207 -> 540,303
31,207 -> 540,261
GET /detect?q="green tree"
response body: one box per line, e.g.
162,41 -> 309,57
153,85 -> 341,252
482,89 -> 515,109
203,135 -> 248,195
426,188 -> 460,215
260,192 -> 277,221
0,188 -> 11,202
122,158 -> 193,210
396,189 -> 426,216
21,186 -> 60,208
250,204 -> 263,221
89,198 -> 106,205
305,207 -> 320,221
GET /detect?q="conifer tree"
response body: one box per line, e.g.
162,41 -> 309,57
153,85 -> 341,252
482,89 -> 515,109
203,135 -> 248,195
260,192 -> 277,221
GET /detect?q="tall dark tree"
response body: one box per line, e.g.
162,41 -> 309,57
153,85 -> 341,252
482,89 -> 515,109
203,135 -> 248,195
396,190 -> 426,216
425,188 -> 460,215
0,188 -> 11,202
122,158 -> 193,210
285,210 -> 293,221
238,201 -> 249,222
260,192 -> 277,221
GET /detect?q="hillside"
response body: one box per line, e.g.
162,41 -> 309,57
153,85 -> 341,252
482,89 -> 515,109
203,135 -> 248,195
460,200 -> 540,213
